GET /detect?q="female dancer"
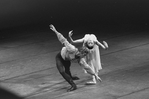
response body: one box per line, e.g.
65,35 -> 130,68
69,31 -> 108,84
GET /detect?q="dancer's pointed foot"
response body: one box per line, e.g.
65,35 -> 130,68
72,76 -> 80,80
86,76 -> 97,85
86,81 -> 96,85
67,85 -> 77,92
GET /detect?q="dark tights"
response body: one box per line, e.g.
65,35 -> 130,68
55,53 -> 76,91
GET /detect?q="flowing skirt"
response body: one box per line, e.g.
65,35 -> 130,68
84,45 -> 102,74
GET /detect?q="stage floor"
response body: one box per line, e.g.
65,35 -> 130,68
0,28 -> 149,99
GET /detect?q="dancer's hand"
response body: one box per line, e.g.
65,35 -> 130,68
69,30 -> 73,37
95,74 -> 102,82
103,41 -> 108,49
49,24 -> 57,32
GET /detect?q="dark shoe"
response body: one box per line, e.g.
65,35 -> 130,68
67,85 -> 77,92
72,76 -> 80,80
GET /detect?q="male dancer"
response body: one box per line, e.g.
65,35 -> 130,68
49,24 -> 101,92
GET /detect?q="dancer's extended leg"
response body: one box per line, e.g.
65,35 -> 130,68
64,59 -> 79,80
56,53 -> 77,91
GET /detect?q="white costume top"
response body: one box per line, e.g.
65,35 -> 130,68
83,34 -> 102,73
58,33 -> 78,60
61,46 -> 77,60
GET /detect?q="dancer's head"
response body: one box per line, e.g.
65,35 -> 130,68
85,40 -> 95,49
75,47 -> 89,59
84,34 -> 97,49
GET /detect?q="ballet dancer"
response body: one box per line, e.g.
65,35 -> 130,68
69,30 -> 108,85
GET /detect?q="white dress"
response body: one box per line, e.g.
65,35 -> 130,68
83,34 -> 102,74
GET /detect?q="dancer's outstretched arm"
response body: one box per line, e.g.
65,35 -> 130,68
68,31 -> 84,44
49,24 -> 68,45
79,58 -> 102,81
49,24 -> 60,35
95,40 -> 106,49
50,24 -> 77,52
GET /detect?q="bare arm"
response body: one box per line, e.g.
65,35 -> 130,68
95,40 -> 106,49
68,31 -> 84,44
49,24 -> 68,45
79,58 -> 102,81
79,58 -> 95,75
49,24 -> 60,35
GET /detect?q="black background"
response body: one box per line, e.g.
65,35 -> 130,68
0,0 -> 148,33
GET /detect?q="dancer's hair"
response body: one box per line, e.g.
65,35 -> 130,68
75,47 -> 89,59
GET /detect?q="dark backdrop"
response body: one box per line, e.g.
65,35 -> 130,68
0,0 -> 148,32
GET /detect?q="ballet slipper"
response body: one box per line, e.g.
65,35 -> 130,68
67,85 -> 77,92
72,76 -> 80,80
86,81 -> 96,85
86,76 -> 97,85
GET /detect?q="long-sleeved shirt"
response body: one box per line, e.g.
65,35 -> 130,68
61,46 -> 77,60
56,32 -> 78,60
55,31 -> 96,76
